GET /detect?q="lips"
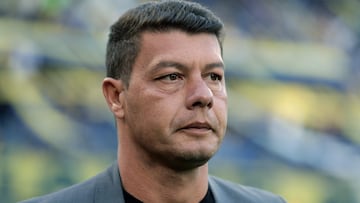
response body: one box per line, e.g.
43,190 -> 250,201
178,122 -> 214,135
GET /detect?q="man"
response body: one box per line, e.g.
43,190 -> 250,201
20,0 -> 286,202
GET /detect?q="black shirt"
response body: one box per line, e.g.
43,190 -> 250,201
123,185 -> 215,203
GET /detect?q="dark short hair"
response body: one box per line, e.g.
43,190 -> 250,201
106,0 -> 224,87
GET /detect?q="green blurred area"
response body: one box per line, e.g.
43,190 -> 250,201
1,0 -> 360,203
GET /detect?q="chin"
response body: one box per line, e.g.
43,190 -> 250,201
168,149 -> 216,171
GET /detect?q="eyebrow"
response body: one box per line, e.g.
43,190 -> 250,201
153,61 -> 187,72
204,62 -> 225,71
151,61 -> 225,73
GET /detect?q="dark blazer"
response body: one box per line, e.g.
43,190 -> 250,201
19,162 -> 286,203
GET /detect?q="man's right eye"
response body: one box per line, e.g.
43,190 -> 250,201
157,73 -> 182,81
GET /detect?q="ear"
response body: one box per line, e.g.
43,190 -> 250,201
102,77 -> 126,118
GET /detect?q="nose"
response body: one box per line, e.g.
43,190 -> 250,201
186,78 -> 213,109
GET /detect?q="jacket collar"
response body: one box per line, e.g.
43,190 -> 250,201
95,162 -> 227,203
94,162 -> 125,203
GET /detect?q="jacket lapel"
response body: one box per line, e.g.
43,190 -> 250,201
209,176 -> 233,203
94,162 -> 126,203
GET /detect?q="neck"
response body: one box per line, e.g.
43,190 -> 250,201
117,132 -> 209,203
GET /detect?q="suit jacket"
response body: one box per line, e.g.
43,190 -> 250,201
19,162 -> 286,203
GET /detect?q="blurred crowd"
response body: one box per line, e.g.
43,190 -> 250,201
1,0 -> 360,202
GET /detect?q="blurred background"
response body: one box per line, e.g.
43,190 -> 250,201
1,0 -> 360,202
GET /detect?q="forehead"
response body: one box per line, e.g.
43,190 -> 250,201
136,30 -> 223,66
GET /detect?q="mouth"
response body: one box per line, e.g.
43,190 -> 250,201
178,122 -> 214,135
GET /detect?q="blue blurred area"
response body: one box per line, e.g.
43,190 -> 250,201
1,0 -> 360,202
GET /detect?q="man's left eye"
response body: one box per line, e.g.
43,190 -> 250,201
210,73 -> 222,81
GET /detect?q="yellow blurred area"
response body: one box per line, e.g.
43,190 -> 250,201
2,0 -> 360,203
230,79 -> 360,145
231,81 -> 343,125
232,81 -> 315,123
0,67 -> 112,150
3,148 -> 112,202
278,171 -> 327,203
8,149 -> 60,200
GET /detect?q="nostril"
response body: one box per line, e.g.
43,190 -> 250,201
208,100 -> 213,108
191,97 -> 213,108
192,101 -> 203,108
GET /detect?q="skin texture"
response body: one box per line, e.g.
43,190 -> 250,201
103,30 -> 227,203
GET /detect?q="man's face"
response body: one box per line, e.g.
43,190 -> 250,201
122,30 -> 227,170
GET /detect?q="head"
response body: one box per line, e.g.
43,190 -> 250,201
105,0 -> 224,87
103,0 -> 227,171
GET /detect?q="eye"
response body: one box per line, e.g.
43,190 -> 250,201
167,73 -> 180,81
156,73 -> 183,81
209,73 -> 222,81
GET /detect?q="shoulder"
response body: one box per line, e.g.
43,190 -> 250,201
18,162 -> 121,203
18,173 -> 103,203
18,180 -> 94,203
209,176 -> 287,203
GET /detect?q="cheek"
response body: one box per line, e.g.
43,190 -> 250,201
125,90 -> 176,127
215,98 -> 228,127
